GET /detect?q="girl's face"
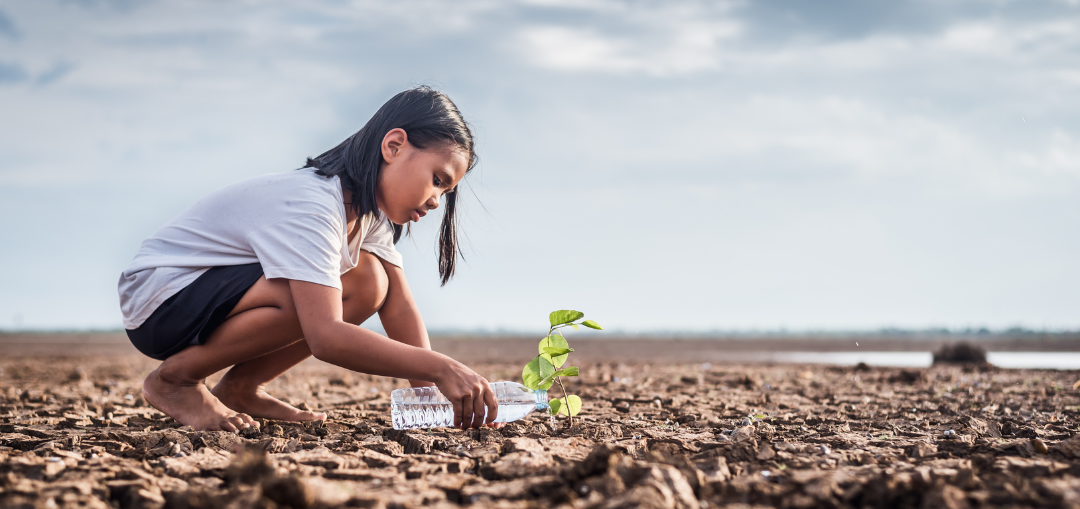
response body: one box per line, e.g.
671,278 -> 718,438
376,128 -> 469,225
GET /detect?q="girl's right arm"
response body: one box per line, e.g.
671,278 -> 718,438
288,279 -> 498,429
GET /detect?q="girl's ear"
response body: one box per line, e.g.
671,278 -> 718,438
381,128 -> 408,164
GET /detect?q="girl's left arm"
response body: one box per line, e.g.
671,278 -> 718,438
377,258 -> 436,388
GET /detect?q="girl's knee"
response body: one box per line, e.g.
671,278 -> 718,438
341,252 -> 389,321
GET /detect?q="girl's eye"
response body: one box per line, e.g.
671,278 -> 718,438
433,175 -> 442,187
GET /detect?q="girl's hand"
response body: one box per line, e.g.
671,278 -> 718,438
434,359 -> 498,429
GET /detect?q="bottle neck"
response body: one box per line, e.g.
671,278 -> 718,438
534,389 -> 549,410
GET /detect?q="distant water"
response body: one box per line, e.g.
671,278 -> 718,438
986,352 -> 1080,370
748,351 -> 1080,370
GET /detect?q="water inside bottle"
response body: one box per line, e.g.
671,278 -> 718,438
390,381 -> 548,430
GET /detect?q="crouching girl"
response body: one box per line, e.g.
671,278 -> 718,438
118,87 -> 497,432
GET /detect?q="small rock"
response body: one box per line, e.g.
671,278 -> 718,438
933,342 -> 988,364
943,429 -> 956,437
819,445 -> 831,455
1033,438 -> 1049,454
740,418 -> 753,427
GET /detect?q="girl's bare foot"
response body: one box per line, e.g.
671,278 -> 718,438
211,380 -> 326,422
142,368 -> 257,432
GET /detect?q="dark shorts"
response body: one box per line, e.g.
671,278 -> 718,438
126,263 -> 264,361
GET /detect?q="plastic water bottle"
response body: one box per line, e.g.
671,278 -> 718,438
390,381 -> 548,430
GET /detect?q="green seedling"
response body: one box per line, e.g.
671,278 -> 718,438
521,310 -> 602,426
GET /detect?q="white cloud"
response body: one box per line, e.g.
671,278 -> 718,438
518,3 -> 741,75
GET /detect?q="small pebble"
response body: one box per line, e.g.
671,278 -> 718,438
46,457 -> 62,463
819,445 -> 831,455
124,394 -> 134,401
740,418 -> 753,427
944,429 -> 956,437
1033,438 -> 1049,454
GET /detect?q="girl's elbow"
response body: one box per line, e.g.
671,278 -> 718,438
306,334 -> 336,361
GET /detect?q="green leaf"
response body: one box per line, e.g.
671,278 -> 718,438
538,366 -> 581,389
570,323 -> 579,330
555,366 -> 580,377
555,395 -> 582,416
581,320 -> 603,330
538,334 -> 571,368
522,356 -> 556,390
548,398 -> 562,416
542,347 -> 573,357
549,310 -> 584,327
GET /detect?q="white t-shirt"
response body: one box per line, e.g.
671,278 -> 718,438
118,168 -> 403,330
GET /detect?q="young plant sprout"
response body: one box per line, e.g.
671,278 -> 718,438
521,310 -> 602,426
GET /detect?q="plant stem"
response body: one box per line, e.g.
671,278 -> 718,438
547,324 -> 573,425
554,376 -> 573,426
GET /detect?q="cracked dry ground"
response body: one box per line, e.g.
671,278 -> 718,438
4,357 -> 1080,509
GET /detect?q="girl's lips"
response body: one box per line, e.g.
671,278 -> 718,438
411,209 -> 422,222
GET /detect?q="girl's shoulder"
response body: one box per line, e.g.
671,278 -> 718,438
200,169 -> 345,223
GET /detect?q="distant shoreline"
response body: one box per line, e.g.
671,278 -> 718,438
2,331 -> 1080,360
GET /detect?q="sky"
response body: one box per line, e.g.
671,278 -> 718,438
0,0 -> 1078,332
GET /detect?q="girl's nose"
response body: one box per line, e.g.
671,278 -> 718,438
427,195 -> 440,210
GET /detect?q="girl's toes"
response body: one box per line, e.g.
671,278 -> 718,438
226,415 -> 249,431
220,420 -> 239,433
238,413 -> 257,426
313,412 -> 327,421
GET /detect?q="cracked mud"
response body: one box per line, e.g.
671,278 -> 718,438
3,356 -> 1080,509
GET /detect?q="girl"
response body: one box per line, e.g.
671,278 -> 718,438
117,87 -> 498,432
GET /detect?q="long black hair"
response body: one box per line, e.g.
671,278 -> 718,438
304,87 -> 477,285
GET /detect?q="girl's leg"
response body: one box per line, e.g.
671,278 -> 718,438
210,341 -> 323,422
210,255 -> 388,420
141,252 -> 388,431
